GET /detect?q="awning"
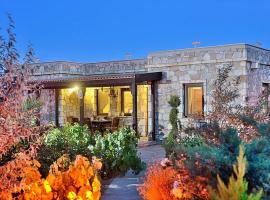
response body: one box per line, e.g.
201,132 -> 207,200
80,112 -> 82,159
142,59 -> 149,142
31,72 -> 162,89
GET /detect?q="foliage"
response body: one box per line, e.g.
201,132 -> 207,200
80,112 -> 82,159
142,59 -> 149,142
138,161 -> 209,200
168,95 -> 181,138
164,95 -> 181,155
138,163 -> 178,200
163,131 -> 175,156
0,154 -> 102,200
0,13 -> 41,157
245,138 -> 270,196
0,14 -> 45,194
90,127 -> 145,178
168,128 -> 240,184
38,126 -> 144,178
210,145 -> 263,200
206,64 -> 269,142
179,135 -> 204,148
209,64 -> 240,126
168,127 -> 270,198
37,123 -> 94,176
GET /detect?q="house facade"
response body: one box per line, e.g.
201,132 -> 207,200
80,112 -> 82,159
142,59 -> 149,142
31,44 -> 270,140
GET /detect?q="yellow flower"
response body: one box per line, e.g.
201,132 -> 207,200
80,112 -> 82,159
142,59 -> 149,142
77,196 -> 83,200
86,191 -> 93,200
67,191 -> 77,200
92,176 -> 101,192
43,180 -> 52,193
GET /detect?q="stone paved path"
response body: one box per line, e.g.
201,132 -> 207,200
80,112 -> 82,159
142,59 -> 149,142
101,144 -> 165,200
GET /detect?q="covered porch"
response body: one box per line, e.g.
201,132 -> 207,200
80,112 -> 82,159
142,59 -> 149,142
40,72 -> 162,140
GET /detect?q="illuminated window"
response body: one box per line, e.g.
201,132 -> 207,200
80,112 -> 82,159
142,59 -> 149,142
121,88 -> 133,116
184,84 -> 204,116
97,89 -> 110,115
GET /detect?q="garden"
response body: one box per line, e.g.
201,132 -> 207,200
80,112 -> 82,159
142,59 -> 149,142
0,15 -> 145,199
138,65 -> 270,200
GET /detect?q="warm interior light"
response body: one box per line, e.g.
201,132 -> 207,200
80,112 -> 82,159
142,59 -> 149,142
68,86 -> 79,94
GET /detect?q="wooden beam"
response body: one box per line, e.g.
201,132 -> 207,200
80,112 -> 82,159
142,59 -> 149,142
135,72 -> 162,83
79,87 -> 86,126
33,72 -> 163,89
131,80 -> 138,135
151,82 -> 156,141
55,89 -> 60,127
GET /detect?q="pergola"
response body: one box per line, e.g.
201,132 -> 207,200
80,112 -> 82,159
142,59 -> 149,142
35,72 -> 162,140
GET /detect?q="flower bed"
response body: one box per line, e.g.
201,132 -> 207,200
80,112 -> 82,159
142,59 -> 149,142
0,154 -> 102,200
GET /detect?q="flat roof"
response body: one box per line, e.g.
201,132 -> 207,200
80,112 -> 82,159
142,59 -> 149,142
32,72 -> 162,89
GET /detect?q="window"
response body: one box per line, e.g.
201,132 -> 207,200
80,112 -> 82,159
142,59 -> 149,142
121,88 -> 133,116
184,83 -> 204,117
97,89 -> 110,115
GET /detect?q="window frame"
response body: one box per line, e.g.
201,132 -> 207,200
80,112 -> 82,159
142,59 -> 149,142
183,83 -> 204,117
96,89 -> 110,116
121,88 -> 133,116
262,83 -> 270,114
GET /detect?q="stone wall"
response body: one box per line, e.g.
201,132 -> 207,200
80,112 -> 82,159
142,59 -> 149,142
147,44 -> 270,132
59,89 -> 80,125
246,46 -> 270,106
30,59 -> 147,81
40,89 -> 55,124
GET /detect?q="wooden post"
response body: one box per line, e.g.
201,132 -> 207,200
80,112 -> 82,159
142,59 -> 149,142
151,82 -> 156,141
131,80 -> 138,135
55,89 -> 60,127
79,87 -> 86,126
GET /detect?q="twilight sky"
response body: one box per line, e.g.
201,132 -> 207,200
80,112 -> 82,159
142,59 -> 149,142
0,0 -> 269,63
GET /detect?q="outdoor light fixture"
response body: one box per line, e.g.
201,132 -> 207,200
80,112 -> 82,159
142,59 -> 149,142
68,86 -> 79,94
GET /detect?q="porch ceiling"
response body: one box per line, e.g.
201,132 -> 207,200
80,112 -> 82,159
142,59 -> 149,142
32,72 -> 162,89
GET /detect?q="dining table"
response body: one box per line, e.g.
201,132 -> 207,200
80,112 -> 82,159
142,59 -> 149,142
91,119 -> 112,132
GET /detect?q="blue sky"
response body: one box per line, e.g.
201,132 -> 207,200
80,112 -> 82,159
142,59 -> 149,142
0,0 -> 269,63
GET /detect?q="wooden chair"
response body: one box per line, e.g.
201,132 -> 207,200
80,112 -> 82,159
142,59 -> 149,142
84,118 -> 93,133
72,117 -> 79,124
110,117 -> 120,132
67,116 -> 74,124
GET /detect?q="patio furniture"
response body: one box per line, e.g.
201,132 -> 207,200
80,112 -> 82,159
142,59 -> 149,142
92,119 -> 112,133
110,117 -> 120,132
84,118 -> 93,133
67,116 -> 79,125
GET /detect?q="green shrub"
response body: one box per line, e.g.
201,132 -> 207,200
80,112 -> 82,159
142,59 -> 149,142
168,95 -> 181,138
180,135 -> 204,148
89,127 -> 145,178
245,138 -> 270,196
210,145 -> 263,200
257,122 -> 270,138
170,127 -> 270,198
163,131 -> 175,156
37,123 -> 94,176
38,125 -> 145,179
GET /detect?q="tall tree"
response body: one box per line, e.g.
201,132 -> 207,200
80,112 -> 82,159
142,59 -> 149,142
0,27 -> 6,75
5,13 -> 19,72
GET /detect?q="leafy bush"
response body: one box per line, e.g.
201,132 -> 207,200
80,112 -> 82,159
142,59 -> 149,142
169,127 -> 270,198
89,127 -> 145,178
168,95 -> 181,137
138,162 -> 209,200
38,125 -> 144,179
37,123 -> 94,176
0,155 -> 102,200
210,145 -> 263,200
179,135 -> 204,148
245,138 -> 270,196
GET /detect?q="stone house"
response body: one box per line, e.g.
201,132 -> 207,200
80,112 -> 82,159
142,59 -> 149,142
31,44 -> 270,140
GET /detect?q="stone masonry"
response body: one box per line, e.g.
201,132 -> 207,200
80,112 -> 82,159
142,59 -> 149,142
32,44 -> 270,136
